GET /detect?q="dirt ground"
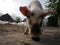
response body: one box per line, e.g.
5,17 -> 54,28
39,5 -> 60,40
0,24 -> 60,45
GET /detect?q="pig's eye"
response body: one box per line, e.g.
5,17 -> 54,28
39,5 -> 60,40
27,15 -> 31,18
38,15 -> 44,19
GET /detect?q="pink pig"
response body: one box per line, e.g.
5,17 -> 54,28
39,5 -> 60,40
19,0 -> 53,41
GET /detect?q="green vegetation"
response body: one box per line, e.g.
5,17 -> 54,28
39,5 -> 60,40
46,0 -> 60,16
45,0 -> 60,27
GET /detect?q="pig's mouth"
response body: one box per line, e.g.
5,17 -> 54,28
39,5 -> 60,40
31,23 -> 41,41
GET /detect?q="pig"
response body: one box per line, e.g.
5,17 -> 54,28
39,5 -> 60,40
19,0 -> 53,41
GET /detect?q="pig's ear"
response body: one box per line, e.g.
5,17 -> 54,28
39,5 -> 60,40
19,7 -> 30,16
42,10 -> 53,17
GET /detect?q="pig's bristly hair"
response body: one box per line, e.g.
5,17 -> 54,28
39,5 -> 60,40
20,0 -> 53,17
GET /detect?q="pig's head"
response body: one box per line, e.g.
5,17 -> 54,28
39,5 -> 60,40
19,0 -> 53,34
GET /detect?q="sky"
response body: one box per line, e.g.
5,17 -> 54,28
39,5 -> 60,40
0,0 -> 48,20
